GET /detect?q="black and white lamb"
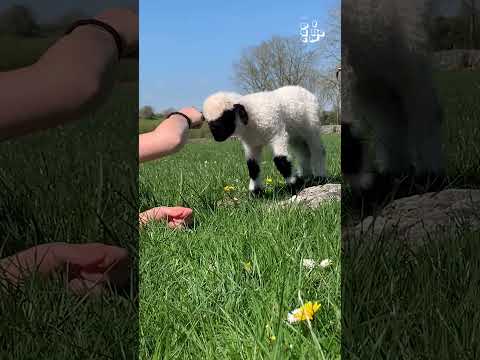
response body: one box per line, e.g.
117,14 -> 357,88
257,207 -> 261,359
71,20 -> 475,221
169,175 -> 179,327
203,85 -> 326,194
342,0 -> 445,196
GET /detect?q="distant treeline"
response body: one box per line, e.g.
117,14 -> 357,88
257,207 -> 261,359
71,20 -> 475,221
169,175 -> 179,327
0,4 -> 90,37
140,105 -> 340,126
431,13 -> 480,50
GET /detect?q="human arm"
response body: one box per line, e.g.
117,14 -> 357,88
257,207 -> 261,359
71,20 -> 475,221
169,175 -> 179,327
0,8 -> 138,140
139,207 -> 193,228
139,107 -> 204,162
0,242 -> 129,295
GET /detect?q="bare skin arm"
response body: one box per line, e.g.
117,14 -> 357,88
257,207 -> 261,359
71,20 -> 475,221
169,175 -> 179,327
0,9 -> 138,140
139,107 -> 204,162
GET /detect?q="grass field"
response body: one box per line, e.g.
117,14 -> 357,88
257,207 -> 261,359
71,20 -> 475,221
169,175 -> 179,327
2,28 -> 478,358
342,69 -> 480,358
139,135 -> 341,359
0,82 -> 139,359
435,70 -> 480,184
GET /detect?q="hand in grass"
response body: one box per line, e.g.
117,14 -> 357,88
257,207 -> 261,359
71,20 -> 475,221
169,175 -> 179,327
0,243 -> 129,296
139,206 -> 193,229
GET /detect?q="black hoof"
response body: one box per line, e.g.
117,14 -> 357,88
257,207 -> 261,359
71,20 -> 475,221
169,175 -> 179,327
285,176 -> 306,194
249,188 -> 264,197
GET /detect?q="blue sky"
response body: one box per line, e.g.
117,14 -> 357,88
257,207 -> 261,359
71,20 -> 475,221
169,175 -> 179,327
1,0 -> 459,112
140,0 -> 340,111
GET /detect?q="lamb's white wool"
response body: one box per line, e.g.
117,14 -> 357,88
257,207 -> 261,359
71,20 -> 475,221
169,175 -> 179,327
203,91 -> 242,120
342,0 -> 444,190
203,86 -> 326,193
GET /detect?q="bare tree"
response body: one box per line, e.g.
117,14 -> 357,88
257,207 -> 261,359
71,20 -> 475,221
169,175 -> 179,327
461,0 -> 479,48
317,68 -> 341,123
233,7 -> 341,122
0,5 -> 37,36
233,36 -> 322,93
318,8 -> 341,66
313,8 -> 341,122
139,106 -> 155,119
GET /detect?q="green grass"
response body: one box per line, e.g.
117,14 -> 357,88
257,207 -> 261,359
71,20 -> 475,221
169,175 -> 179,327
0,82 -> 139,359
139,135 -> 341,359
139,118 -> 162,133
341,69 -> 480,358
435,70 -> 480,185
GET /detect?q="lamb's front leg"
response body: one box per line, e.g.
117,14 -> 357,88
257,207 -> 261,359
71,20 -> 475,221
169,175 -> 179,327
243,144 -> 264,195
271,135 -> 299,187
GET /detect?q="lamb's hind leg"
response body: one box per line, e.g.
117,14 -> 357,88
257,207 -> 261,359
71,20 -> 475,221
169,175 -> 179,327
289,137 -> 312,179
270,134 -> 299,188
303,128 -> 327,184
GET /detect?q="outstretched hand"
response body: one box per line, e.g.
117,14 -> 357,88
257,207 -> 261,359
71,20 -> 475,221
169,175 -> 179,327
0,243 -> 129,296
139,206 -> 193,229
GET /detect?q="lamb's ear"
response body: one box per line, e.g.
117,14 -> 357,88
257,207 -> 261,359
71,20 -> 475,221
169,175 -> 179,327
233,104 -> 248,125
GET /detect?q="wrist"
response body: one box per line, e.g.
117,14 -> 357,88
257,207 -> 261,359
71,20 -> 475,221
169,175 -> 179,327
93,17 -> 127,57
167,112 -> 192,129
66,24 -> 118,60
165,114 -> 190,132
67,20 -> 123,59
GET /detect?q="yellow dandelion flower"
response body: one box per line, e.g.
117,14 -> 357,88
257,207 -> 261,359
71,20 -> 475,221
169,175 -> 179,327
223,185 -> 235,193
265,177 -> 273,185
243,261 -> 252,273
287,301 -> 321,324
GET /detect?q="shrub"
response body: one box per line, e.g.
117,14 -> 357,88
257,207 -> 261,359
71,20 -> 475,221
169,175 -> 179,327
139,106 -> 155,119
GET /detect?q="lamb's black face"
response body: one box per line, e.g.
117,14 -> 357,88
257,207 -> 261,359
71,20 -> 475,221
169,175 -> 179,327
208,109 -> 236,142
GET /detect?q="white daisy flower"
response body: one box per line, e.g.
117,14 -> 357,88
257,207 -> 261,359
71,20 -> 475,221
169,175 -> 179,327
319,259 -> 333,268
302,258 -> 317,270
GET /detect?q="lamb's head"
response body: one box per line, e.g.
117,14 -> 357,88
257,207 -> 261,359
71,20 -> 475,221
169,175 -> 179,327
203,92 -> 248,142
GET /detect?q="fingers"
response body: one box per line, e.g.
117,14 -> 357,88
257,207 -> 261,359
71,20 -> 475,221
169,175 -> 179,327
164,206 -> 193,219
68,272 -> 106,296
54,243 -> 105,268
139,207 -> 167,225
164,207 -> 193,228
140,206 -> 193,228
0,243 -> 129,293
66,246 -> 130,296
54,243 -> 128,270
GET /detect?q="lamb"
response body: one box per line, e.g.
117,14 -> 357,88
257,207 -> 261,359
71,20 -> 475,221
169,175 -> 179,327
342,0 -> 445,196
203,85 -> 326,194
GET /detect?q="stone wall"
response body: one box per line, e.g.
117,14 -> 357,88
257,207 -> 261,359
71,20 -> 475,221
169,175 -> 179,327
433,50 -> 480,71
